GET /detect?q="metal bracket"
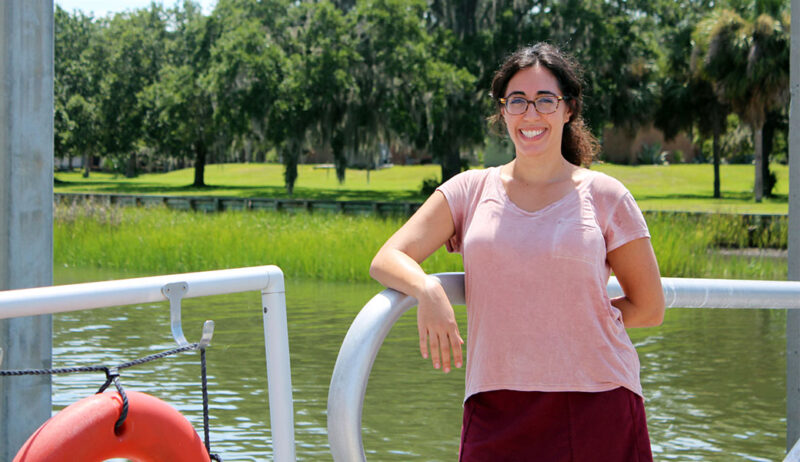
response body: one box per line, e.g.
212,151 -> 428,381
161,282 -> 214,348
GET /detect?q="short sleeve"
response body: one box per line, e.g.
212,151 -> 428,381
436,169 -> 484,253
604,191 -> 650,253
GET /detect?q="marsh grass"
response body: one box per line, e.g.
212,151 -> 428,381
54,201 -> 462,281
54,202 -> 788,282
645,212 -> 787,281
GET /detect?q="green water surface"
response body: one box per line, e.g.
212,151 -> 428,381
50,268 -> 786,461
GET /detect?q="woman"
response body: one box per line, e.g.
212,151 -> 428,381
370,43 -> 664,461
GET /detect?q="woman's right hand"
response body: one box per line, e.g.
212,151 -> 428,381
416,276 -> 463,373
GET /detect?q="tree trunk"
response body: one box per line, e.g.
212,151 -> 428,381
712,132 -> 721,198
754,125 -> 763,203
332,130 -> 346,184
283,139 -> 299,196
193,141 -> 207,187
82,153 -> 92,178
125,152 -> 137,178
762,112 -> 777,198
439,143 -> 461,184
455,0 -> 478,38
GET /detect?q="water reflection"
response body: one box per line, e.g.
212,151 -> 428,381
49,268 -> 786,461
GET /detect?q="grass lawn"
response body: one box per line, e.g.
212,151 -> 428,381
54,162 -> 791,214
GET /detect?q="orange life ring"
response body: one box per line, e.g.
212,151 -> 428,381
14,390 -> 211,462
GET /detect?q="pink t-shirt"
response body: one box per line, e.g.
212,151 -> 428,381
437,166 -> 650,399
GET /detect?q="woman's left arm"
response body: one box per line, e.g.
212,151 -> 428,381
607,237 -> 665,328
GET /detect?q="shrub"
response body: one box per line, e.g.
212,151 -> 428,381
420,176 -> 441,196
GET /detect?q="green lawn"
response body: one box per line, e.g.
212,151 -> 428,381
54,162 -> 791,214
55,164 -> 440,202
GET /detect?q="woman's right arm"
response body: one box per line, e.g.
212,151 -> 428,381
369,190 -> 463,373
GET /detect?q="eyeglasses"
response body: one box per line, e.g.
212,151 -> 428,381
499,94 -> 566,115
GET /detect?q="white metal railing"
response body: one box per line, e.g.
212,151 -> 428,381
327,273 -> 800,462
0,265 -> 296,462
787,437 -> 800,462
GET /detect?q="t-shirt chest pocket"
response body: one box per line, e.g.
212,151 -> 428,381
551,218 -> 605,265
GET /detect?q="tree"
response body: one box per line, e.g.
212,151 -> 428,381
698,9 -> 789,202
143,0 -> 285,187
349,0 -> 483,183
745,11 -> 790,198
95,5 -> 168,177
421,59 -> 484,181
284,1 -> 357,185
654,15 -> 729,198
142,3 -> 216,186
54,6 -> 102,177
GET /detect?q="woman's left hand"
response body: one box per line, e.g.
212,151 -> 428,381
607,237 -> 665,327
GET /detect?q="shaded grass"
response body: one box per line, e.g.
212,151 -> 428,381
54,164 -> 441,202
55,202 -> 788,282
54,163 -> 790,214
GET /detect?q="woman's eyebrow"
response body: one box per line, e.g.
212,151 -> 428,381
506,90 -> 558,97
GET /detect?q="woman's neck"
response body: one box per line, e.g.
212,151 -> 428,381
505,154 -> 575,186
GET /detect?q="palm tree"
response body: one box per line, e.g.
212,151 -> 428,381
656,18 -> 729,199
744,12 -> 790,199
697,9 -> 789,202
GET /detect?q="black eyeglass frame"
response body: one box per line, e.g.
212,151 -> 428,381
498,94 -> 567,115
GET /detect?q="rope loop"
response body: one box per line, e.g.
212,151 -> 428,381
1,342 -> 217,454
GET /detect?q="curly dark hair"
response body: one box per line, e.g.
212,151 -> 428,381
489,43 -> 599,166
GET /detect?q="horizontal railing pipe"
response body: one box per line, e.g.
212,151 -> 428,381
610,277 -> 800,310
0,266 -> 283,319
328,274 -> 800,462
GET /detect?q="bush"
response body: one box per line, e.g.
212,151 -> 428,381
637,143 -> 664,165
668,150 -> 684,164
765,168 -> 778,197
420,176 -> 441,196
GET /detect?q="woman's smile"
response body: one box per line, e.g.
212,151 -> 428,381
519,127 -> 547,140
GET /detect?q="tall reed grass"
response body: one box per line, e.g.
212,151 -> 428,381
54,201 -> 788,282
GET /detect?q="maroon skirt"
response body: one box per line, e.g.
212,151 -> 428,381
459,387 -> 653,462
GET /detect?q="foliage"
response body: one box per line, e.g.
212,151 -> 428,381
54,6 -> 102,176
420,176 -> 441,196
692,7 -> 790,200
53,0 -> 791,200
637,143 -> 664,165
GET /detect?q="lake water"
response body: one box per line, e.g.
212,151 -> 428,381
48,267 -> 787,461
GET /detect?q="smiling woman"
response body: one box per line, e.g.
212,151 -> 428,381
369,42 -> 664,462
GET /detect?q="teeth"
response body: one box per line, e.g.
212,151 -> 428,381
521,128 -> 545,138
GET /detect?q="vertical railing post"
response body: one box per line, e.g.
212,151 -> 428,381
0,1 -> 54,459
787,0 -> 800,451
261,269 -> 296,461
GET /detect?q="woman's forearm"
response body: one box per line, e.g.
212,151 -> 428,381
370,248 -> 433,299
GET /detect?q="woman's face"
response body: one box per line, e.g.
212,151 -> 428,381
501,65 -> 572,162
